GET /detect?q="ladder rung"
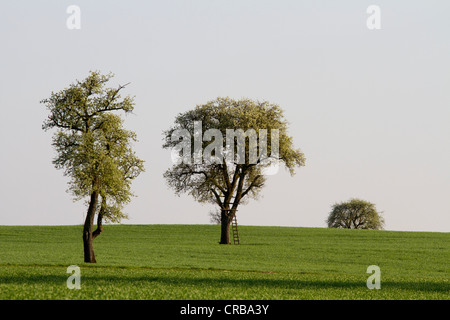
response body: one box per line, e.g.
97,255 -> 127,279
231,215 -> 240,245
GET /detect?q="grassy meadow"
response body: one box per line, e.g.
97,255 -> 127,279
0,224 -> 448,300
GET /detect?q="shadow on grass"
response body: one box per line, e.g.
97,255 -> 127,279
0,273 -> 448,294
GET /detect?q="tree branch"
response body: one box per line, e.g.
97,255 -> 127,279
241,174 -> 262,199
210,188 -> 223,207
90,83 -> 131,116
190,170 -> 227,195
92,197 -> 105,239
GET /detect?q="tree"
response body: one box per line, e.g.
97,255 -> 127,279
209,208 -> 221,225
41,71 -> 145,263
327,198 -> 385,230
163,97 -> 305,244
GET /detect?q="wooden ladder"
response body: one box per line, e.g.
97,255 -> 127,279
231,215 -> 240,245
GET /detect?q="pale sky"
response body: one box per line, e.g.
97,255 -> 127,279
0,1 -> 449,232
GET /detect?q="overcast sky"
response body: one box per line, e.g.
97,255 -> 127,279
0,1 -> 449,232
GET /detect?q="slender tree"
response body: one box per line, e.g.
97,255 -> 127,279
41,71 -> 145,262
163,97 -> 305,244
327,198 -> 385,230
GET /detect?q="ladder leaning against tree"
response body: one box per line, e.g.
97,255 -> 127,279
231,215 -> 240,245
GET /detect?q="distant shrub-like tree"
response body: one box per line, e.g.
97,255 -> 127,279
327,198 -> 384,230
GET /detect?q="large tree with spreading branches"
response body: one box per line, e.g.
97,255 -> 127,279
163,97 -> 305,244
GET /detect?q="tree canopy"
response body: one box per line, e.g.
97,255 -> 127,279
327,198 -> 385,230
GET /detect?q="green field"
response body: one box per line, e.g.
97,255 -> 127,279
0,224 -> 448,300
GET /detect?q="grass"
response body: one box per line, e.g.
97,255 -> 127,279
0,224 -> 448,299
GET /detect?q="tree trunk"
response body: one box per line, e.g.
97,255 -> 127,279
83,190 -> 99,263
219,208 -> 235,244
92,198 -> 105,240
220,219 -> 231,244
